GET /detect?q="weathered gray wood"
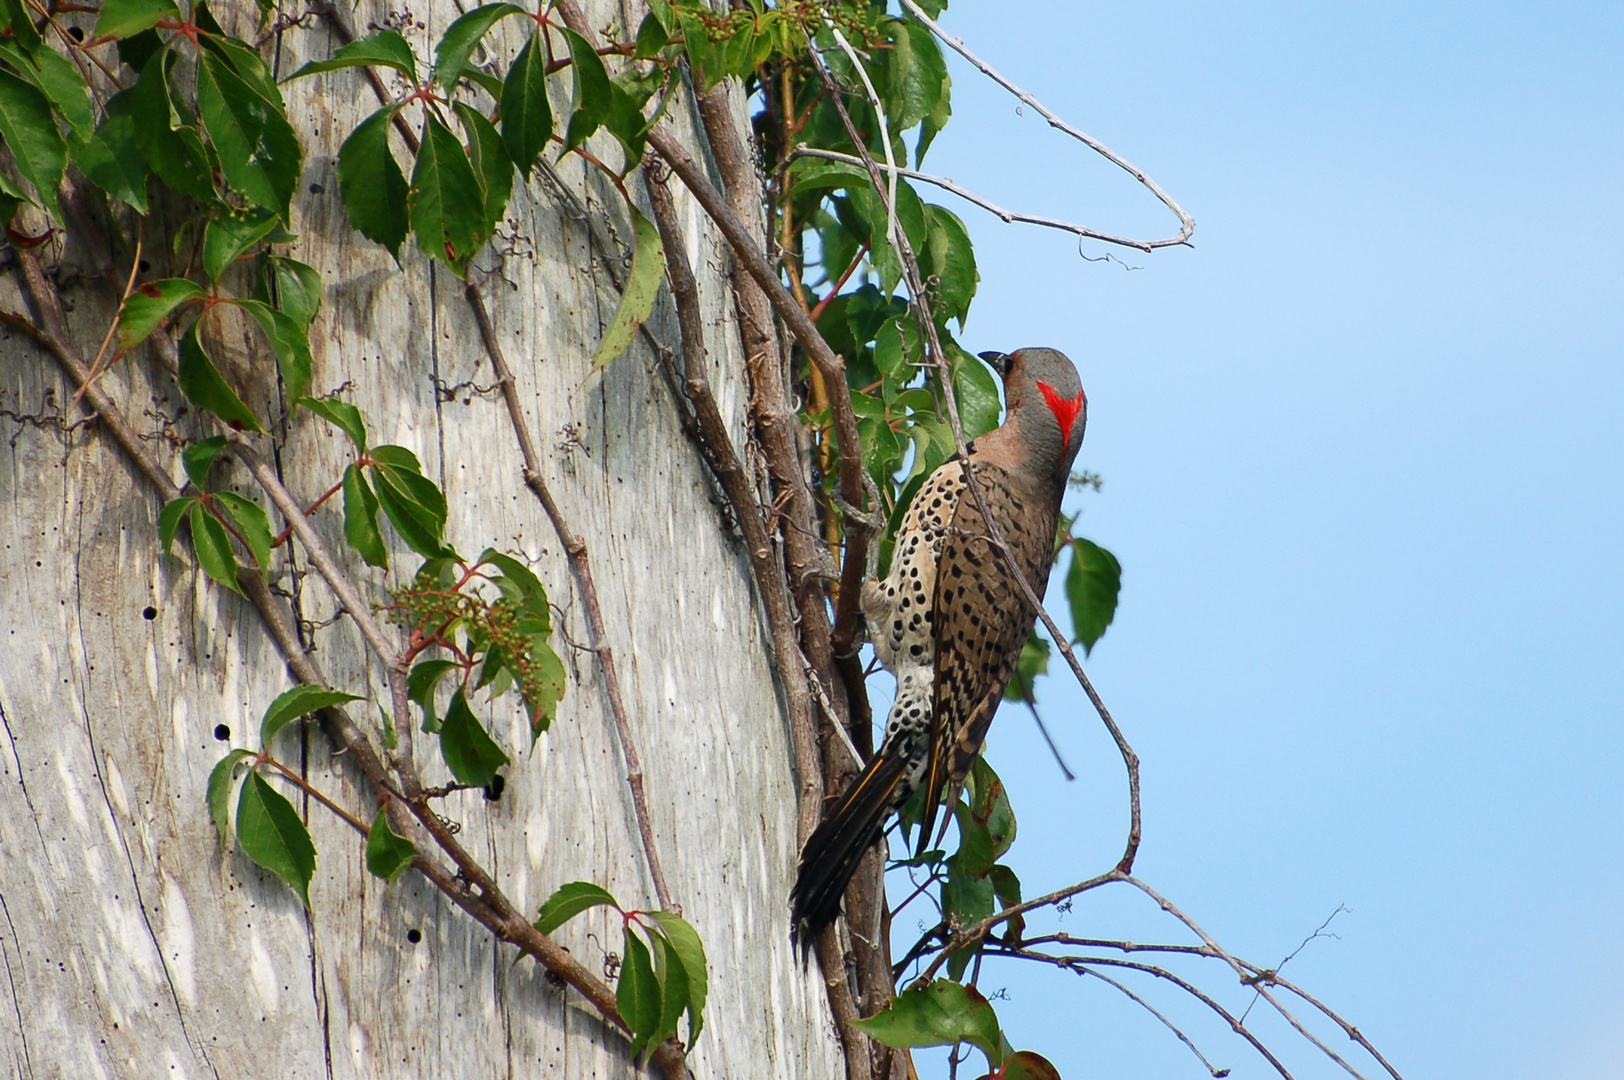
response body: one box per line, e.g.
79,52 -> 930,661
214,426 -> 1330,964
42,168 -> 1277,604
0,2 -> 840,1075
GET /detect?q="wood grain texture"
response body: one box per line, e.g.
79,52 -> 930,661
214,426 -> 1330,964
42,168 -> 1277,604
0,2 -> 840,1075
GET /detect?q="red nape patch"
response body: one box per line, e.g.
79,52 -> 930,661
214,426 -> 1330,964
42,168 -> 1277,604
1037,382 -> 1086,445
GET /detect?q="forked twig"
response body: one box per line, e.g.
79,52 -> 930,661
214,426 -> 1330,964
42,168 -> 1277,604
896,0 -> 1195,252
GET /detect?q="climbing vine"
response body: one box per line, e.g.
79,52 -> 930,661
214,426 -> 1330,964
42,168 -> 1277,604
0,0 -> 1404,1077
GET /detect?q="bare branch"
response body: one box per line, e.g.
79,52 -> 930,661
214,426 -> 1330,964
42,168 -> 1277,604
1076,964 -> 1230,1078
913,870 -> 1124,983
1125,877 -> 1370,1080
896,0 -> 1195,252
787,146 -> 1175,255
990,948 -> 1293,1080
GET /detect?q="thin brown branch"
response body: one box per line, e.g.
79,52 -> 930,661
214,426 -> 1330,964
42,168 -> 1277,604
12,251 -> 177,498
1248,969 -> 1406,1080
991,948 -> 1293,1080
261,757 -> 370,833
914,869 -> 1124,983
1075,964 -> 1229,1078
1003,930 -> 1404,1080
72,234 -> 141,407
895,0 -> 1195,252
787,146 -> 1173,256
463,282 -> 675,914
1124,876 -> 1369,1080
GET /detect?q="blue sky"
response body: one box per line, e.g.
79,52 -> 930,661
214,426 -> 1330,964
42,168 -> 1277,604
890,2 -> 1624,1077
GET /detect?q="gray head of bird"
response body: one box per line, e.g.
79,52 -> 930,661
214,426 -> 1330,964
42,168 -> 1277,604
978,347 -> 1087,477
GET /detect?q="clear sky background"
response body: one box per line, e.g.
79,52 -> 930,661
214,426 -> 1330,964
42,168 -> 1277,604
890,2 -> 1623,1077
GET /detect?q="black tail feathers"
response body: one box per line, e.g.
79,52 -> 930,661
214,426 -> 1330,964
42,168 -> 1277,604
789,749 -> 909,956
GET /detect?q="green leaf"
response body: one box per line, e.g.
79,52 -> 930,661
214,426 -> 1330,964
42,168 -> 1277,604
195,49 -> 301,218
989,863 -> 1024,943
916,67 -> 951,167
618,926 -> 662,1058
369,445 -> 447,527
1065,537 -> 1121,656
454,101 -> 511,241
872,315 -> 920,381
0,163 -> 25,227
533,880 -> 619,935
260,683 -> 363,746
460,66 -> 504,100
648,910 -> 707,1044
93,0 -> 178,41
236,771 -> 317,907
181,434 -> 228,488
176,324 -> 263,432
477,548 -> 547,617
195,21 -> 281,105
206,748 -> 252,843
0,68 -> 67,220
852,980 -> 1004,1067
560,28 -> 610,153
947,806 -> 994,881
130,52 -> 216,204
648,927 -> 689,1051
286,30 -> 419,81
518,642 -> 566,737
967,756 -> 1015,860
438,687 -> 509,786
341,463 -> 387,566
297,395 -> 366,449
924,204 -> 978,326
158,495 -> 195,555
189,502 -> 242,593
369,444 -> 449,558
0,39 -> 91,141
432,3 -> 524,91
73,113 -> 150,212
602,80 -> 652,170
202,206 -> 278,281
255,256 -> 322,329
591,208 -> 664,371
232,298 -> 313,403
212,491 -> 272,569
1005,630 -> 1050,702
118,277 -> 202,349
337,106 -> 409,259
953,345 -> 1002,440
997,1050 -> 1064,1080
408,112 -> 488,274
499,31 -> 552,181
116,28 -> 163,74
407,657 -> 457,732
633,13 -> 669,60
883,19 -> 948,133
365,805 -> 416,883
0,0 -> 41,51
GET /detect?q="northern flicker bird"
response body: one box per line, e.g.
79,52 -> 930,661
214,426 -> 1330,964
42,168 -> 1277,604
791,347 -> 1087,948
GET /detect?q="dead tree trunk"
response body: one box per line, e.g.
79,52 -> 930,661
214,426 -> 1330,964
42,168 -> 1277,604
0,1 -> 838,1075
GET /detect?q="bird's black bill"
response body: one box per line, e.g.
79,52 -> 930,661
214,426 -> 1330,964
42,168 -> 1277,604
978,350 -> 1012,377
